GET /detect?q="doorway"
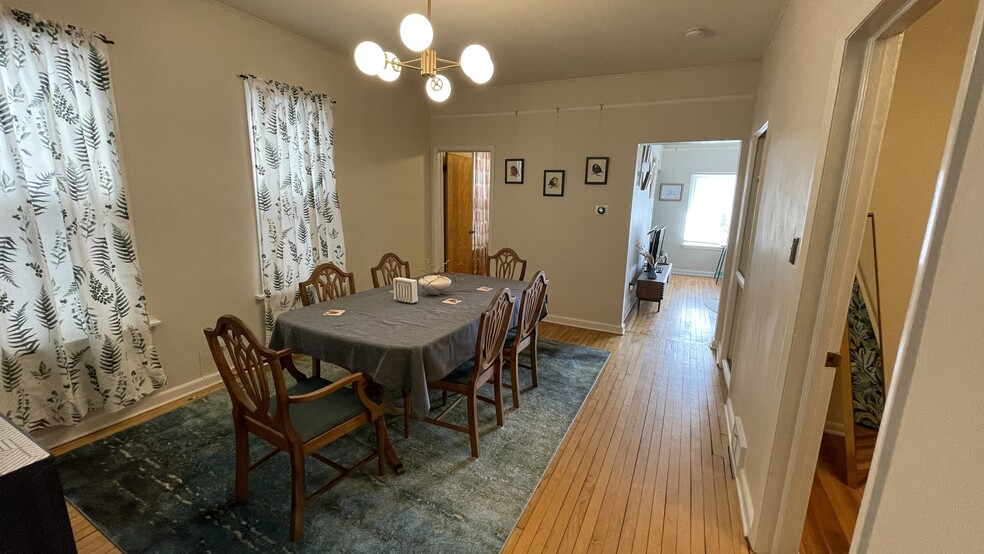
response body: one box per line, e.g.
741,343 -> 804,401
800,1 -> 976,550
721,127 -> 767,388
440,151 -> 491,274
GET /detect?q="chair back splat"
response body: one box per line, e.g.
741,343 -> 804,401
517,271 -> 549,344
371,252 -> 411,289
486,248 -> 527,281
475,287 -> 515,378
300,263 -> 355,305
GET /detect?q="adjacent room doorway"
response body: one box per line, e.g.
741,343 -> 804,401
439,151 -> 491,274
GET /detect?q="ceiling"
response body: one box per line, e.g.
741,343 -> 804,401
214,0 -> 788,85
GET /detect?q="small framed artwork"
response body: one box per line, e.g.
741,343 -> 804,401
505,158 -> 524,184
543,170 -> 565,197
585,156 -> 609,184
659,183 -> 684,201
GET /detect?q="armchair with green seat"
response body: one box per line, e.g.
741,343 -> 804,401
203,315 -> 403,541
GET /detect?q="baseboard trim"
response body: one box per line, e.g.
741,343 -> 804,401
725,399 -> 753,536
35,372 -> 224,452
824,421 -> 846,437
672,269 -> 716,278
542,315 -> 625,335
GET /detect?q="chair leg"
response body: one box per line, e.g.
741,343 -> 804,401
467,393 -> 480,458
493,365 -> 505,427
530,337 -> 539,388
288,448 -> 306,541
509,348 -> 521,409
312,358 -> 321,378
403,391 -> 411,439
442,389 -> 448,406
375,419 -> 387,476
233,421 -> 249,503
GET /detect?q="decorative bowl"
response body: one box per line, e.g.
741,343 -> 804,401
418,274 -> 453,295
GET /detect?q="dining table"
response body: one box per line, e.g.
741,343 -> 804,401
268,273 -> 532,417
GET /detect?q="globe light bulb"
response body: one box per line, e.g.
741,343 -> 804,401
400,13 -> 433,52
470,57 -> 494,84
378,52 -> 402,82
460,44 -> 493,84
354,41 -> 385,76
425,74 -> 452,102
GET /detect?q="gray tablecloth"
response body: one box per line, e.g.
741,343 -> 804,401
268,273 -> 529,416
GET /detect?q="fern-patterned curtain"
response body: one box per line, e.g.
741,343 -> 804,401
0,7 -> 165,430
244,77 -> 345,339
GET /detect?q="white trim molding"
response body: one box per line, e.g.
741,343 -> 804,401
542,314 -> 625,335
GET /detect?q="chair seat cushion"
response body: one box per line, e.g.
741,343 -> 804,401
439,358 -> 476,385
271,376 -> 368,441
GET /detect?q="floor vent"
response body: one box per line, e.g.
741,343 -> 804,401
731,417 -> 748,470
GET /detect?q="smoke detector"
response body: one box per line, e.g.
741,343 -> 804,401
685,27 -> 706,39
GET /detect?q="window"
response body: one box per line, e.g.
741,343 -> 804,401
683,173 -> 737,247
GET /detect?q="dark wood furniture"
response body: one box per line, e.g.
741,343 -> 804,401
203,315 -> 402,541
299,262 -> 355,376
422,288 -> 514,458
503,271 -> 549,409
269,274 -> 529,420
0,416 -> 76,554
636,262 -> 672,312
370,252 -> 411,289
299,263 -> 355,306
486,247 -> 527,281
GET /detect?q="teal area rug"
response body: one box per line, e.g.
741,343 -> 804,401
58,339 -> 610,553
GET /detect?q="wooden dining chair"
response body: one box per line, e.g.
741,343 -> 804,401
299,263 -> 355,306
503,271 -> 549,409
423,288 -> 514,458
299,263 -> 355,376
486,248 -> 527,281
370,252 -> 411,289
203,315 -> 403,541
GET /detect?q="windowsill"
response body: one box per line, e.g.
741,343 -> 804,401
681,242 -> 726,251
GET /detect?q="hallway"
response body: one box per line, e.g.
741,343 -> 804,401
505,276 -> 749,552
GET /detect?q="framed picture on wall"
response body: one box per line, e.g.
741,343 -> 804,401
659,182 -> 684,201
543,170 -> 565,197
505,158 -> 524,183
585,156 -> 609,184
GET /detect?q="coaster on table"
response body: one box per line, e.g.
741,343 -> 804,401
442,299 -> 462,305
476,286 -> 493,292
324,309 -> 346,316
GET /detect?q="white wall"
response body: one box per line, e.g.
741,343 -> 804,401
20,0 -> 431,444
430,62 -> 757,332
651,142 -> 741,274
856,43 -> 984,548
720,0 -> 882,546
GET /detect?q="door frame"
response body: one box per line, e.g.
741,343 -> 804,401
752,0 -> 984,551
715,121 -> 769,390
430,145 -> 495,271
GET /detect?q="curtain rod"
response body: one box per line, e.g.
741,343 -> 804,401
238,74 -> 337,104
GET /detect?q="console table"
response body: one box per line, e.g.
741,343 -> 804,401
636,263 -> 672,312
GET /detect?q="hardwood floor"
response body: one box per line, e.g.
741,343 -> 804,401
800,427 -> 878,553
504,275 -> 748,553
65,275 -> 746,553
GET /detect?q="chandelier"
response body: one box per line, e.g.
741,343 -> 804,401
353,0 -> 494,102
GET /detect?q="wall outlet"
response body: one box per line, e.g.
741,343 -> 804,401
595,205 -> 609,215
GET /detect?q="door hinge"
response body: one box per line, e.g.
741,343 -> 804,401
824,352 -> 842,368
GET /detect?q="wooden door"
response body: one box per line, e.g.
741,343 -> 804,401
444,152 -> 474,273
